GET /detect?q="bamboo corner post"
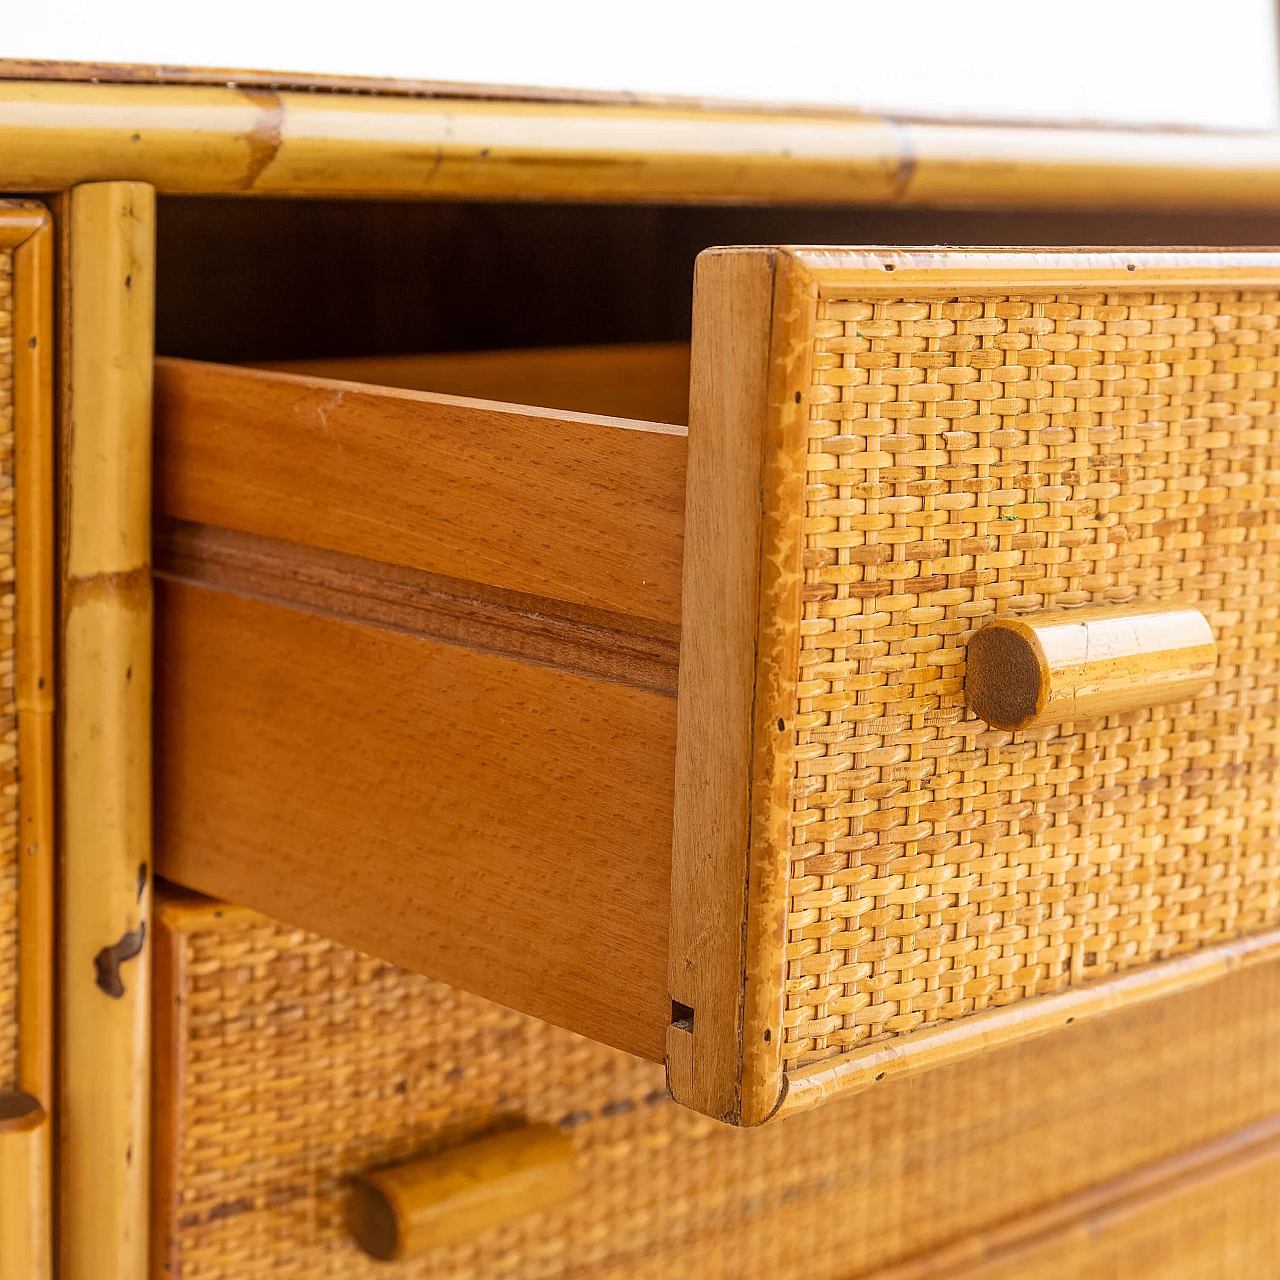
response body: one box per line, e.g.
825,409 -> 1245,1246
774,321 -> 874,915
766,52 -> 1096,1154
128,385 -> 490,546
348,1124 -> 576,1262
964,604 -> 1217,731
59,181 -> 156,1280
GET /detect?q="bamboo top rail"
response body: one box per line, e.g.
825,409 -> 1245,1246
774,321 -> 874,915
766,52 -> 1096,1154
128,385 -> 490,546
5,66 -> 1280,206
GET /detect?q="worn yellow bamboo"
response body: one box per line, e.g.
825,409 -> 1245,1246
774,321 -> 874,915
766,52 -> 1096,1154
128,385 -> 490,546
5,80 -> 1280,206
0,1126 -> 51,1278
60,181 -> 155,1280
0,197 -> 56,1280
965,604 -> 1217,731
349,1124 -> 576,1261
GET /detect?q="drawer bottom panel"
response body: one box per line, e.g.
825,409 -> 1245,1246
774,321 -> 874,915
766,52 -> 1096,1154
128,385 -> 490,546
152,888 -> 1280,1280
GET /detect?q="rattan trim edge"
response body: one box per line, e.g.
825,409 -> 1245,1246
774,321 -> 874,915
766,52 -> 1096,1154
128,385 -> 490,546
776,925 -> 1280,1119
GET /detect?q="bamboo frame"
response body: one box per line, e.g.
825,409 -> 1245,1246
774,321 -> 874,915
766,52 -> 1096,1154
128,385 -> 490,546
0,201 -> 57,1280
2,80 -> 1280,206
59,182 -> 155,1280
670,247 -> 1280,1124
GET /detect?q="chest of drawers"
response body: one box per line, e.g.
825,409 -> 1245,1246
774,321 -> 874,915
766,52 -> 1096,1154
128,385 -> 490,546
3,59 -> 1280,1280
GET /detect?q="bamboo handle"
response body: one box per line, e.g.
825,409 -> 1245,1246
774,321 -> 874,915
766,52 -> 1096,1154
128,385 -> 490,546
349,1123 -> 576,1261
964,602 -> 1216,731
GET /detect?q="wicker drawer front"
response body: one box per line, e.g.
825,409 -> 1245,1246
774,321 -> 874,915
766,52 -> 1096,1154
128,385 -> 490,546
152,889 -> 1280,1280
671,249 -> 1280,1122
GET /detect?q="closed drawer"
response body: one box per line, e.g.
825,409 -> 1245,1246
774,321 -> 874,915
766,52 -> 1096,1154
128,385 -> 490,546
150,886 -> 1280,1280
154,248 -> 1280,1124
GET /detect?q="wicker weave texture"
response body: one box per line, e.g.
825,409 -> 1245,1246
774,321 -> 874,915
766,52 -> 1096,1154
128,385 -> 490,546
787,290 -> 1280,1068
158,903 -> 1280,1280
0,250 -> 17,1093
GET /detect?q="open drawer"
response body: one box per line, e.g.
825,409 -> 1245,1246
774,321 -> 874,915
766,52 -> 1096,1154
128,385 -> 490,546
154,247 -> 1280,1125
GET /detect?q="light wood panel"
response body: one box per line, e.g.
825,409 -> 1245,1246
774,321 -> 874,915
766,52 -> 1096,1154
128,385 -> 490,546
667,248 -> 780,1121
153,579 -> 674,1061
152,348 -> 688,1062
258,342 -> 691,425
669,246 -> 819,1124
60,181 -> 155,1280
153,357 -> 687,626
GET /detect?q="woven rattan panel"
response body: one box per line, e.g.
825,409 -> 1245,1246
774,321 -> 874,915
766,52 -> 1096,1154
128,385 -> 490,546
157,900 -> 1280,1280
785,289 -> 1280,1069
0,250 -> 17,1093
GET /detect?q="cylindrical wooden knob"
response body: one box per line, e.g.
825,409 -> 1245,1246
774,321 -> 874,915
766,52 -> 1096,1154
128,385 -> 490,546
349,1123 -> 575,1262
964,602 -> 1216,731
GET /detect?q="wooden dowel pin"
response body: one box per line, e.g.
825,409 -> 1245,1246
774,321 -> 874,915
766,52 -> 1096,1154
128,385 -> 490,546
349,1123 -> 576,1262
965,602 -> 1216,731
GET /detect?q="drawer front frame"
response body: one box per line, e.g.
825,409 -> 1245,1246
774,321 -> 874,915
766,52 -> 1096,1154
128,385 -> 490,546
670,247 -> 1280,1124
0,200 -> 56,1277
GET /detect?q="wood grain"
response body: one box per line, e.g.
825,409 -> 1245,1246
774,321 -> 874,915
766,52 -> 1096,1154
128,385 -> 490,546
258,342 -> 691,426
155,519 -> 679,696
153,579 -> 674,1061
147,905 -> 185,1280
667,248 -> 776,1121
59,181 -> 155,1280
667,247 -> 819,1125
153,357 -> 687,625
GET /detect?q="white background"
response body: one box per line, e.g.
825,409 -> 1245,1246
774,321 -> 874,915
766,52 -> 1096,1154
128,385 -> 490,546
6,0 -> 1280,129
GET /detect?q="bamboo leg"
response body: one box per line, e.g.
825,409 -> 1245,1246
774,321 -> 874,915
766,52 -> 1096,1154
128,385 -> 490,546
59,182 -> 155,1280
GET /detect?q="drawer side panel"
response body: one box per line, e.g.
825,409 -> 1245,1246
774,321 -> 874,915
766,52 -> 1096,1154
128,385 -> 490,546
153,579 -> 674,1061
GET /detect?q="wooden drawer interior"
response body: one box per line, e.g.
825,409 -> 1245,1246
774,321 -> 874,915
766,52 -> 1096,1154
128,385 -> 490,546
153,343 -> 687,1062
255,342 -> 692,427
